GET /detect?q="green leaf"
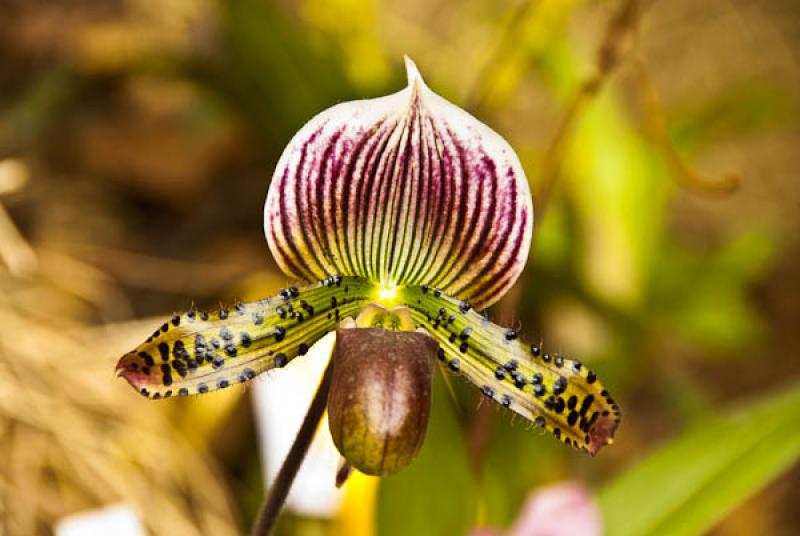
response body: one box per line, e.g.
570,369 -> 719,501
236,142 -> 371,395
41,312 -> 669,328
599,383 -> 800,536
208,0 -> 353,147
648,230 -> 775,353
480,416 -> 567,528
376,375 -> 478,536
565,93 -> 671,310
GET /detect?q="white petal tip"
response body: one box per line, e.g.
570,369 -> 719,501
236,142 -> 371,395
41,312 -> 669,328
403,55 -> 425,89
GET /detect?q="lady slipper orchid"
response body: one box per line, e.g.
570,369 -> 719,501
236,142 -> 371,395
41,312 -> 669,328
116,57 -> 620,476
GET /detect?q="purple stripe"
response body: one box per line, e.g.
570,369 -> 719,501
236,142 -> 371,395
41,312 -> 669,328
339,120 -> 385,274
353,121 -> 392,276
360,120 -> 397,278
316,128 -> 344,273
292,128 -> 326,277
448,153 -> 499,295
396,109 -> 429,282
407,117 -> 446,283
277,166 -> 314,277
386,105 -> 417,276
427,125 -> 469,286
468,207 -> 528,306
265,67 -> 533,308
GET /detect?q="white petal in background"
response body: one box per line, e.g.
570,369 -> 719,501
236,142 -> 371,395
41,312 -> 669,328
250,331 -> 344,518
54,504 -> 144,536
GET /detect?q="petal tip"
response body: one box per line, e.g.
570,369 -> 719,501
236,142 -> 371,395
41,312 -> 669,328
115,351 -> 153,390
586,414 -> 620,456
403,55 -> 426,89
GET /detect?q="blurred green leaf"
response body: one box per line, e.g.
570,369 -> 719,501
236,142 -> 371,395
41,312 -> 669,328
377,375 -> 478,536
200,0 -> 354,148
648,230 -> 775,353
480,413 -> 569,528
600,383 -> 800,536
566,93 -> 670,310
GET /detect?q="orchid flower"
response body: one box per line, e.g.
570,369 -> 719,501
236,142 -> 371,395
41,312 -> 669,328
116,58 -> 620,477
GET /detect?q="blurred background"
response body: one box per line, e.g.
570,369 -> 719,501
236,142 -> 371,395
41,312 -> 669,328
1,0 -> 798,534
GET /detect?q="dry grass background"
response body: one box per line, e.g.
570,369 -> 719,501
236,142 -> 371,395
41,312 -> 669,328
0,219 -> 241,534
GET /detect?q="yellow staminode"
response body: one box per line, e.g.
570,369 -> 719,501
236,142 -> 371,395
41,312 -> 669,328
377,282 -> 398,304
355,303 -> 415,332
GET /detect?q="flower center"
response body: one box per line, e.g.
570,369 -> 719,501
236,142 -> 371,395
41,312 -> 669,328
377,282 -> 399,304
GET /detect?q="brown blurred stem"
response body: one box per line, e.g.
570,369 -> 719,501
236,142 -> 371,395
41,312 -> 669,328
534,0 -> 645,214
464,0 -> 535,111
633,56 -> 739,197
251,360 -> 334,536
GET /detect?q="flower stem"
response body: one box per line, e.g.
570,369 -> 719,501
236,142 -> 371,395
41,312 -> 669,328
251,359 -> 334,536
534,0 -> 645,214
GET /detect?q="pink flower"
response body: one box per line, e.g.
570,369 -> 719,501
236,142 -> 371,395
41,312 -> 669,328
472,482 -> 603,536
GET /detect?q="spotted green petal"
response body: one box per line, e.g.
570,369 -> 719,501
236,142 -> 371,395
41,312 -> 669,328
116,277 -> 378,398
394,285 -> 621,455
264,57 -> 533,310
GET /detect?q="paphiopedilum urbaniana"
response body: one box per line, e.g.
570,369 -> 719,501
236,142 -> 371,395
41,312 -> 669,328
117,58 -> 620,478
